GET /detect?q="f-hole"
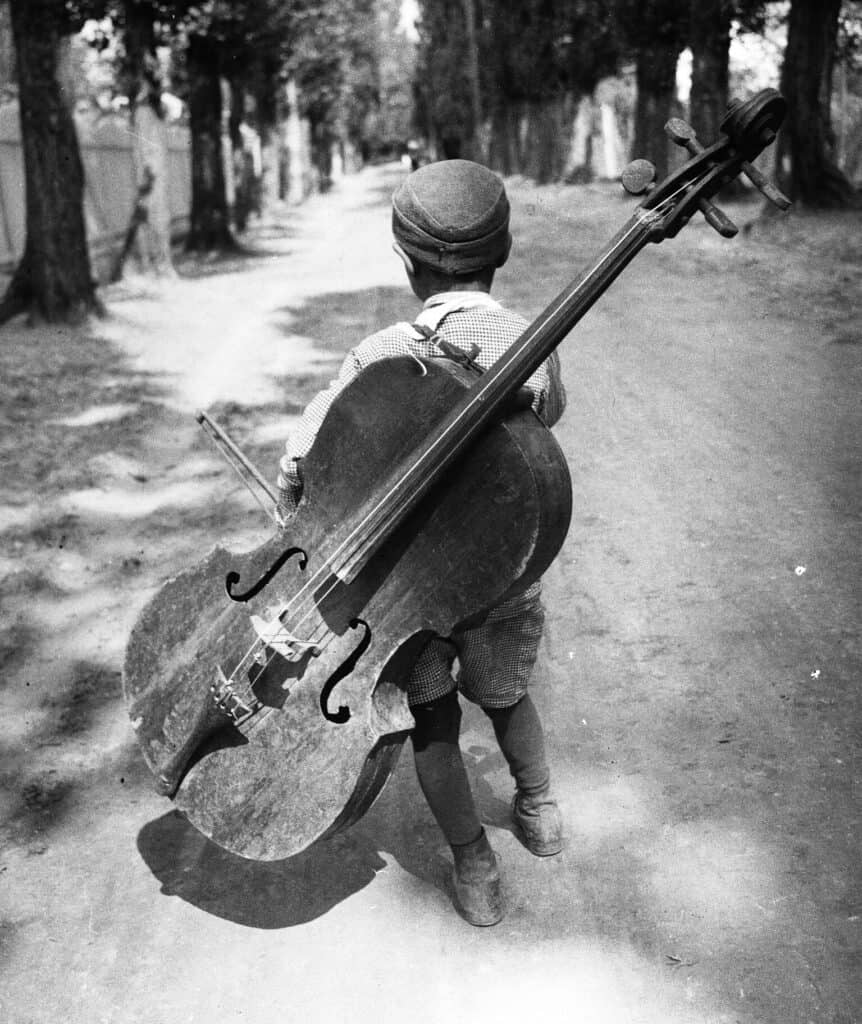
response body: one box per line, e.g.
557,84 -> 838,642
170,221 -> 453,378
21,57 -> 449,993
319,618 -> 371,724
225,546 -> 308,603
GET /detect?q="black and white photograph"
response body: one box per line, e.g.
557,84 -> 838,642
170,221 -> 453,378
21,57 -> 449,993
0,1 -> 860,1022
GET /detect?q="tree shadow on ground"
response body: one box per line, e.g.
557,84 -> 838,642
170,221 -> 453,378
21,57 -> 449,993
174,245 -> 295,280
173,217 -> 302,280
276,285 -> 414,359
0,319 -> 284,856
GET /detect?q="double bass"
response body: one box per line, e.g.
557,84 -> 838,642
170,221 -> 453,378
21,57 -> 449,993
124,90 -> 790,860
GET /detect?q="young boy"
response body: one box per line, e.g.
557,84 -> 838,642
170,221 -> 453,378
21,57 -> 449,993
276,159 -> 566,927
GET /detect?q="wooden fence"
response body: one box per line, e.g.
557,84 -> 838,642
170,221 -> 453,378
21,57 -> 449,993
0,101 -> 191,274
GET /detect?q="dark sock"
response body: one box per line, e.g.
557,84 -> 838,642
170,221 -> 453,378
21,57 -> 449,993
484,694 -> 550,795
410,691 -> 482,847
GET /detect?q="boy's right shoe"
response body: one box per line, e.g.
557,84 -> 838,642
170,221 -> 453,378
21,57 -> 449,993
513,790 -> 564,857
451,828 -> 504,926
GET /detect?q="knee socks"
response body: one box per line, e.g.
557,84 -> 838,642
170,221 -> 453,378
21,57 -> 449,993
484,694 -> 550,796
410,691 -> 482,847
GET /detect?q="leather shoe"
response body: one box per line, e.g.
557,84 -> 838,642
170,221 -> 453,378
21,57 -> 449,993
451,829 -> 504,926
513,790 -> 563,856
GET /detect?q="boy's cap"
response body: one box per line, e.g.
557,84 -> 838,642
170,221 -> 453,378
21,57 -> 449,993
392,159 -> 511,274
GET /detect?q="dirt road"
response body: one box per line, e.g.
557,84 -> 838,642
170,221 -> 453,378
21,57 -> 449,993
1,163 -> 859,1024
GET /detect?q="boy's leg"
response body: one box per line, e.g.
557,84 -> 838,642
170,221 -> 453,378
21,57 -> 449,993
485,695 -> 563,857
410,690 -> 481,846
484,692 -> 549,795
454,583 -> 563,856
408,642 -> 503,927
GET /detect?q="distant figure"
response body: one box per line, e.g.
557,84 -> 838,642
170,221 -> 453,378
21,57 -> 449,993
406,138 -> 423,171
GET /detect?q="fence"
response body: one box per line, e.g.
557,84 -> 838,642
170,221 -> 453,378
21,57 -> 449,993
0,101 -> 191,274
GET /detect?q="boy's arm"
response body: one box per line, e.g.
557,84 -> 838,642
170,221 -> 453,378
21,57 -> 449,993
538,349 -> 567,427
276,349 -> 363,525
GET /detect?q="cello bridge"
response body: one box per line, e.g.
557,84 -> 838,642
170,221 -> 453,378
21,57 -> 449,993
249,613 -> 321,663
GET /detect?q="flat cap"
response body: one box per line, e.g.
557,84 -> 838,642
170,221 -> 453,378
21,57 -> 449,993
392,159 -> 511,274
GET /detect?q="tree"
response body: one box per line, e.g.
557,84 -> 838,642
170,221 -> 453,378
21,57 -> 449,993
0,2 -> 15,96
184,26 -> 235,249
165,0 -> 296,251
414,0 -> 475,159
289,0 -> 381,184
616,0 -> 689,179
688,0 -> 733,144
115,0 -> 176,276
688,2 -> 770,159
371,0 -> 416,155
420,0 -> 620,179
0,0 -> 104,324
776,0 -> 860,206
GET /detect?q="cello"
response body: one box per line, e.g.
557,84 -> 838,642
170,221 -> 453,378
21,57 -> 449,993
124,90 -> 790,861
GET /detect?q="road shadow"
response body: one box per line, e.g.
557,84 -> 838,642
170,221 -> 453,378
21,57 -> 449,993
276,285 -> 414,359
173,217 -> 302,279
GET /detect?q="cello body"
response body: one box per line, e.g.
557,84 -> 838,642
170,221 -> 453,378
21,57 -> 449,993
124,355 -> 572,860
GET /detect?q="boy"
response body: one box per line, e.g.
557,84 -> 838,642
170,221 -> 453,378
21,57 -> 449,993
277,159 -> 566,927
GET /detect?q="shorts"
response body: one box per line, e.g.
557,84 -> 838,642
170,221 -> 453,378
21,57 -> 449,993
406,581 -> 545,710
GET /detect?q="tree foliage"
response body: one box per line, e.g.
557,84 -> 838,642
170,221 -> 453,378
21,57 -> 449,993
287,0 -> 380,176
415,0 -> 621,167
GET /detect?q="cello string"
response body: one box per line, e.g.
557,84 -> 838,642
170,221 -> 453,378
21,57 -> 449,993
331,177 -> 706,577
281,207 -> 658,596
225,180 -> 697,694
224,193 -> 682,694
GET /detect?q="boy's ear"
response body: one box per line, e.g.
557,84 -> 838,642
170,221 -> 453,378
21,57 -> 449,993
496,232 -> 513,268
392,241 -> 416,276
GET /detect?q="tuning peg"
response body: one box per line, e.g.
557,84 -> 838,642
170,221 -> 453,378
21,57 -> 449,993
666,117 -> 698,151
621,159 -> 656,196
738,161 -> 791,210
670,112 -> 790,210
700,200 -> 738,237
662,119 -> 738,236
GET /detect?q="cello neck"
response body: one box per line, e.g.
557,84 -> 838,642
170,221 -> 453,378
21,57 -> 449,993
333,210 -> 657,583
464,209 -> 657,425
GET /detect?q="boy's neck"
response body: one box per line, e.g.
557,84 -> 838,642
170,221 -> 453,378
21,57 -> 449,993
409,265 -> 496,301
423,288 -> 496,306
437,279 -> 491,293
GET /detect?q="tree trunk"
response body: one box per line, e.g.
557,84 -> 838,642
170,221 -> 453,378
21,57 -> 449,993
564,94 -> 595,183
253,58 -> 282,211
522,97 -> 568,184
776,0 -> 858,207
688,0 -> 731,144
121,0 -> 174,278
186,34 -> 236,252
461,0 -> 483,162
0,0 -> 99,324
632,37 -> 682,180
228,77 -> 252,232
487,99 -> 517,176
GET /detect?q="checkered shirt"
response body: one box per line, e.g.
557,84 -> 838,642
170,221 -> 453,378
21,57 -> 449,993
276,291 -> 562,708
277,292 -> 556,512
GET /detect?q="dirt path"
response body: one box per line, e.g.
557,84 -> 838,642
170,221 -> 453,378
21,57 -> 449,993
0,163 -> 859,1024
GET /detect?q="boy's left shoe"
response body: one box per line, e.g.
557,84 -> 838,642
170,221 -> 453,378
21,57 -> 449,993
512,790 -> 563,857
